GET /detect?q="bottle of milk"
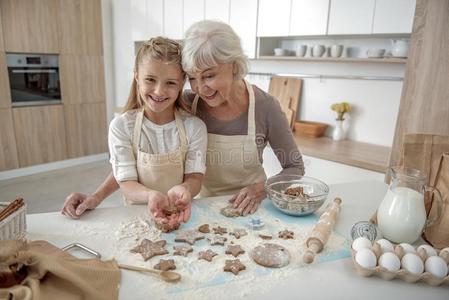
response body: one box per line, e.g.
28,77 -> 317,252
377,167 -> 443,244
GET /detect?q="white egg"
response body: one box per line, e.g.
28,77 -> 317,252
401,253 -> 424,275
379,252 -> 401,272
376,239 -> 394,253
355,248 -> 377,269
425,256 -> 448,278
417,244 -> 438,257
352,237 -> 372,252
399,243 -> 416,254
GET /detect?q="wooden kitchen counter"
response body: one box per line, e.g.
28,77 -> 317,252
293,134 -> 391,173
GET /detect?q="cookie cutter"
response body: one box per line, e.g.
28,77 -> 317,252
350,221 -> 377,242
62,243 -> 102,259
248,217 -> 265,230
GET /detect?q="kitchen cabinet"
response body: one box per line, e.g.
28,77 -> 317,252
0,109 -> 19,171
0,11 -> 4,50
205,0 -> 229,24
183,0 -> 204,33
229,0 -> 258,59
59,0 -> 103,55
257,0 -> 291,37
13,105 -> 67,167
0,0 -> 60,53
59,55 -> 106,105
328,0 -> 375,35
0,52 -> 11,109
131,0 -> 163,41
64,103 -> 107,158
372,0 -> 416,34
164,0 -> 183,39
289,0 -> 329,36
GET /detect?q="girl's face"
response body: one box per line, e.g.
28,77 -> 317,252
187,63 -> 235,108
135,59 -> 184,118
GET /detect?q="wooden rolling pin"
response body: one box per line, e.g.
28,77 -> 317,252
303,197 -> 342,264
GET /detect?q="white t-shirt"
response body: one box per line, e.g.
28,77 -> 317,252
108,109 -> 207,182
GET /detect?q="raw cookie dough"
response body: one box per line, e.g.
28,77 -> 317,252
130,239 -> 168,261
224,259 -> 246,275
173,245 -> 193,256
278,229 -> 294,239
155,221 -> 180,233
154,259 -> 176,271
230,228 -> 247,239
220,205 -> 242,217
174,229 -> 204,245
284,186 -> 309,199
213,226 -> 227,235
208,235 -> 227,246
250,243 -> 290,268
259,234 -> 272,240
198,224 -> 210,233
225,245 -> 245,257
198,249 -> 217,262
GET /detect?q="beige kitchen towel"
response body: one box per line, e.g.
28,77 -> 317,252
423,153 -> 449,249
0,240 -> 120,300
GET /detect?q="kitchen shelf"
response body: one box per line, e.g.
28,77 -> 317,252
293,134 -> 391,173
257,56 -> 407,64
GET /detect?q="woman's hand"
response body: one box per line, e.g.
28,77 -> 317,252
147,190 -> 171,224
61,192 -> 101,219
230,182 -> 267,215
167,184 -> 192,223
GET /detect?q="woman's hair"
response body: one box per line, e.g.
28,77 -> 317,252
182,20 -> 248,80
123,37 -> 187,112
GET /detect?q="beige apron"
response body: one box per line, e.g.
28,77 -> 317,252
192,80 -> 267,197
129,108 -> 187,202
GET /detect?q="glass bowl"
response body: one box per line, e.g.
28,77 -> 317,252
265,174 -> 329,216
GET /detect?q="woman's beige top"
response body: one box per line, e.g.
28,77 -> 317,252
108,109 -> 207,182
184,84 -> 305,176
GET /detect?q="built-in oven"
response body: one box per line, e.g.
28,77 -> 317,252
6,53 -> 61,107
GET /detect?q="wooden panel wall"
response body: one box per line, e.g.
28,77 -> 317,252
13,105 -> 67,167
0,9 -> 4,50
59,0 -> 103,55
0,109 -> 19,170
0,52 -> 10,109
64,103 -> 107,158
0,0 -> 60,53
389,0 -> 449,168
59,55 -> 106,104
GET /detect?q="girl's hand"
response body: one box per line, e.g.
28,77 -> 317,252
61,192 -> 101,219
230,182 -> 267,215
167,185 -> 192,223
147,190 -> 171,224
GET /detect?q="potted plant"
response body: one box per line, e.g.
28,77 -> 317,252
330,102 -> 351,140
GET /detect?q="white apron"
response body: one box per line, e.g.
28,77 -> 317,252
192,80 -> 267,197
128,108 -> 187,203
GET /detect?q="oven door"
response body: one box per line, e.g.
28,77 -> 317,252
8,67 -> 61,107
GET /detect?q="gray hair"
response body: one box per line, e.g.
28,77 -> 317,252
182,20 -> 248,80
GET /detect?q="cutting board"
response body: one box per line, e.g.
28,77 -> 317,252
268,76 -> 302,129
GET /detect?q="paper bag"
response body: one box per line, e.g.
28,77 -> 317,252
423,153 -> 449,249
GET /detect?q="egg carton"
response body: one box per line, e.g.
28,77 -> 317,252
0,202 -> 27,240
351,249 -> 449,286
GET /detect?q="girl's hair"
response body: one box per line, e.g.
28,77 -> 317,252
123,37 -> 187,112
182,20 -> 248,80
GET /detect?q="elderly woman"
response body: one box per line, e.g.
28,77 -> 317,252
61,20 -> 304,221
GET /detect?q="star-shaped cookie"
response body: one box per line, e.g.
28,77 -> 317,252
174,229 -> 205,245
154,259 -> 176,271
224,259 -> 246,275
213,226 -> 227,235
198,224 -> 210,233
208,235 -> 227,246
130,239 -> 168,261
173,245 -> 193,256
225,245 -> 245,257
229,228 -> 247,239
278,229 -> 294,239
198,249 -> 217,262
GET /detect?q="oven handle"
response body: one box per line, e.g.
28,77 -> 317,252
11,69 -> 57,74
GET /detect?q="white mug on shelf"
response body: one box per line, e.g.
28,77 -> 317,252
296,45 -> 307,57
312,45 -> 325,57
330,45 -> 344,58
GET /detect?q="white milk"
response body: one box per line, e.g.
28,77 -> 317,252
377,186 -> 426,244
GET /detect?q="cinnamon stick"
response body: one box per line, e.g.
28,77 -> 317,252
0,198 -> 24,222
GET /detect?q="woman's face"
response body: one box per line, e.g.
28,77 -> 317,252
135,59 -> 184,115
187,63 -> 235,108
